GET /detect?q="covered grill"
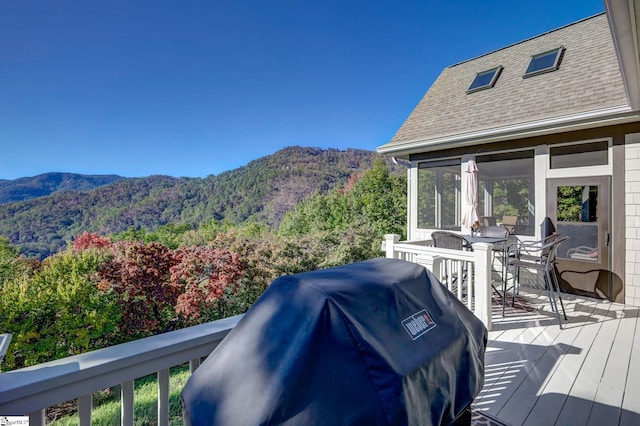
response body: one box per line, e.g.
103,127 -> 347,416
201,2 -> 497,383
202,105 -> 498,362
181,258 -> 487,425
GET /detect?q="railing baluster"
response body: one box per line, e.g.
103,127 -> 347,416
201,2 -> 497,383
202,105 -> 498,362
78,393 -> 92,426
158,368 -> 169,426
121,379 -> 134,426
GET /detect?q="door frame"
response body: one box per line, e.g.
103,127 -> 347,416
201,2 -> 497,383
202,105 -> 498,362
546,176 -> 614,300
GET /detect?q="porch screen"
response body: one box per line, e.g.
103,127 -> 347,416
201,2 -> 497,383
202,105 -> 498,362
417,160 -> 461,230
476,151 -> 535,236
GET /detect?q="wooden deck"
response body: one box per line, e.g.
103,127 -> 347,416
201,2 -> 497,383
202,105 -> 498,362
474,288 -> 640,425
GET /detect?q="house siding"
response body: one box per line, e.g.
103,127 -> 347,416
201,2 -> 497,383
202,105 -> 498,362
626,133 -> 640,306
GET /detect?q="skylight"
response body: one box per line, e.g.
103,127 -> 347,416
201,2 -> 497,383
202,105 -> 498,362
524,47 -> 564,78
467,66 -> 502,94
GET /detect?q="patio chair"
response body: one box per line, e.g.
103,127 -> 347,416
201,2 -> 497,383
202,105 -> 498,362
502,215 -> 518,234
431,231 -> 471,290
480,216 -> 497,227
478,225 -> 508,238
504,234 -> 568,329
504,233 -> 560,298
431,230 -> 467,250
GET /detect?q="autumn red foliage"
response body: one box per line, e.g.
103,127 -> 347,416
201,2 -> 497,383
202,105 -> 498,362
97,241 -> 177,335
72,232 -> 111,251
92,239 -> 244,336
170,246 -> 244,318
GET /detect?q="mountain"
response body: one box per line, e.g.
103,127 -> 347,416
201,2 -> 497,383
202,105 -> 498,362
0,146 -> 398,258
0,173 -> 126,204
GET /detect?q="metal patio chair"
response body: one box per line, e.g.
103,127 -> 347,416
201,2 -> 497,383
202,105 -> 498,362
504,234 -> 568,329
507,232 -> 560,297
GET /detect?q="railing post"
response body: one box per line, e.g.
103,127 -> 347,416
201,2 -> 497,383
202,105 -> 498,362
384,234 -> 400,259
472,242 -> 493,331
416,254 -> 442,281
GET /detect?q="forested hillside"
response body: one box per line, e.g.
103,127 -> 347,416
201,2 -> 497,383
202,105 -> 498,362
0,172 -> 125,204
0,147 -> 400,258
0,159 -> 407,373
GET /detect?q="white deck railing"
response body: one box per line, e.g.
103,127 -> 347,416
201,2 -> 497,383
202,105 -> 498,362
384,234 -> 494,331
0,246 -> 495,424
0,315 -> 242,426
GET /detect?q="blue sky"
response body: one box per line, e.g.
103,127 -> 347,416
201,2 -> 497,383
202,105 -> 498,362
1,0 -> 605,179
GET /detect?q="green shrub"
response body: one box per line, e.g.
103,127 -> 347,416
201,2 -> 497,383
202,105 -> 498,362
0,248 -> 119,370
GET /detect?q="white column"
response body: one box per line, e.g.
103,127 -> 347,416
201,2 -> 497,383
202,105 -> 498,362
472,242 -> 493,331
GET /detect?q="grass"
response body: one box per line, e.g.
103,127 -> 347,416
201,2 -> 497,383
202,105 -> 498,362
49,365 -> 191,426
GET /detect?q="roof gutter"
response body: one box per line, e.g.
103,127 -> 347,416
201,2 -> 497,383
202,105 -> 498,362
376,105 -> 639,156
604,0 -> 640,111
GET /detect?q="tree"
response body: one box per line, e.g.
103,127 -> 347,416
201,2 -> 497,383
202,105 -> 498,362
170,246 -> 244,319
278,159 -> 407,264
0,247 -> 118,369
287,160 -> 405,236
350,159 -> 407,238
97,241 -> 178,337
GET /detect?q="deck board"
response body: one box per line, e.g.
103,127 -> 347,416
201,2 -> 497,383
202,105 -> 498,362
555,299 -> 616,426
473,288 -> 640,426
522,297 -> 599,426
588,305 -> 638,425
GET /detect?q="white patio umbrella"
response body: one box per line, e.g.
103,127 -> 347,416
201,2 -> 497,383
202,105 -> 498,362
462,160 -> 480,230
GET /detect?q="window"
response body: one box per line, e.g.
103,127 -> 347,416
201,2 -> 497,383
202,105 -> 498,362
476,151 -> 535,236
417,160 -> 461,230
523,47 -> 564,78
556,185 -> 599,262
550,141 -> 608,169
467,66 -> 503,94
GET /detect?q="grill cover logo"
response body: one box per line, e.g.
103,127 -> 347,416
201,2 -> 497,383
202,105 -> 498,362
402,309 -> 436,340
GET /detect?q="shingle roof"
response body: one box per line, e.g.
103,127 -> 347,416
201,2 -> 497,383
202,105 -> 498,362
379,13 -> 629,153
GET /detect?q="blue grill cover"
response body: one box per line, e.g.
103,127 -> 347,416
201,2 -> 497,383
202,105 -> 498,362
181,258 -> 487,425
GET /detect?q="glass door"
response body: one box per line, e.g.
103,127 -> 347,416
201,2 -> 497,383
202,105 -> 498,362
546,177 -> 615,300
